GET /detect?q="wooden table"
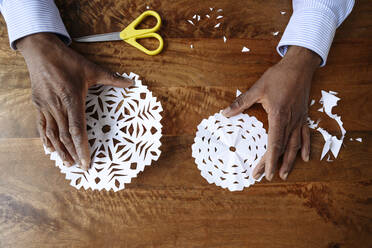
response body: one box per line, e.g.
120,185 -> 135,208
0,0 -> 371,247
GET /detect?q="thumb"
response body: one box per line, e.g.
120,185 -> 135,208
93,68 -> 133,88
222,88 -> 259,117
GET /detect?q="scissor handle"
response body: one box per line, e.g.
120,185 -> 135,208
120,10 -> 162,40
125,33 -> 164,56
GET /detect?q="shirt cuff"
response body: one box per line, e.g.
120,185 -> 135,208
277,8 -> 338,67
0,0 -> 71,49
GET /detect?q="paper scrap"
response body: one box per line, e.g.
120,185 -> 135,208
214,23 -> 221,28
272,31 -> 279,36
190,44 -> 194,49
242,47 -> 250,52
280,11 -> 286,15
350,138 -> 353,141
206,14 -> 210,18
187,20 -> 194,25
216,15 -> 223,20
307,117 -> 320,129
209,7 -> 213,11
217,9 -> 223,12
236,89 -> 242,97
44,72 -> 163,191
192,111 -> 267,191
197,15 -> 201,21
356,138 -> 362,142
146,6 -> 150,9
223,36 -> 227,43
193,14 -> 197,19
310,99 -> 315,106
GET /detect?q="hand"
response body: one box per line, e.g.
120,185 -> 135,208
17,33 -> 133,170
222,46 -> 321,181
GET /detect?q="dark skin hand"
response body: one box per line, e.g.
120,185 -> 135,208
222,46 -> 321,181
17,33 -> 133,170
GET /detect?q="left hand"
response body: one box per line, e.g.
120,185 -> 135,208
222,46 -> 321,181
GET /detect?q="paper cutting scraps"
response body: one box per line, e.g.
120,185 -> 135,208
45,72 -> 163,191
192,90 -> 267,191
242,47 -> 250,52
308,90 -> 353,161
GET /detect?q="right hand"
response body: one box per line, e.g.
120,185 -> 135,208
17,33 -> 133,170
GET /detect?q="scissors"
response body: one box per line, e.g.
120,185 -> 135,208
74,10 -> 164,56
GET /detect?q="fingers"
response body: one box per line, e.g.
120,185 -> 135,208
279,125 -> 301,180
44,111 -> 74,166
89,66 -> 133,88
301,122 -> 311,162
222,87 -> 259,117
253,154 -> 266,179
49,107 -> 80,166
67,103 -> 91,170
37,110 -> 54,152
265,114 -> 286,181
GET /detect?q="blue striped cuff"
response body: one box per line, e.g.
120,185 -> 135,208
0,0 -> 71,49
277,8 -> 338,67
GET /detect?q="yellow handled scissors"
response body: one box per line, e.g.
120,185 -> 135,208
74,10 -> 164,56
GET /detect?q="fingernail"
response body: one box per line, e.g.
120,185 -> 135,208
63,161 -> 72,167
305,154 -> 310,162
253,172 -> 262,180
81,159 -> 90,170
282,172 -> 288,180
222,107 -> 231,116
266,173 -> 274,181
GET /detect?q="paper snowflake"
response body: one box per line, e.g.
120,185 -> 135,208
45,72 -> 163,191
192,112 -> 267,191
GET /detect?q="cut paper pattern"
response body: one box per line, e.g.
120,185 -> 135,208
308,90 -> 348,162
192,90 -> 267,191
45,72 -> 163,191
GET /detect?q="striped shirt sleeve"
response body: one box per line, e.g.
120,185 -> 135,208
277,0 -> 355,67
0,0 -> 71,49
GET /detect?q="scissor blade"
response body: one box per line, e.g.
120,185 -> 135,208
73,32 -> 121,42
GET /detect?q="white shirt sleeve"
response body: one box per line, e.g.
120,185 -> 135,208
0,0 -> 71,49
277,0 -> 355,67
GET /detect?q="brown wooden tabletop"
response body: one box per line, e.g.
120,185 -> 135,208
0,0 -> 371,247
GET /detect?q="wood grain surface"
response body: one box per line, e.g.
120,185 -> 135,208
0,0 -> 371,247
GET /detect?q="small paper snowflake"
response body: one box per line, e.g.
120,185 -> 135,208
192,112 -> 267,191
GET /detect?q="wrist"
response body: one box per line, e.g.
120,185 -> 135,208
280,46 -> 321,72
17,33 -> 62,56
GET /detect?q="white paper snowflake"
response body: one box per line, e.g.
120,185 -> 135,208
192,112 -> 267,191
45,72 -> 163,191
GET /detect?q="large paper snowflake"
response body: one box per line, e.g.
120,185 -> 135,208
192,105 -> 267,191
45,72 -> 163,191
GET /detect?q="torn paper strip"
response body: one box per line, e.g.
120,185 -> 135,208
45,72 -> 163,192
223,36 -> 227,43
216,15 -> 223,20
356,138 -> 362,142
214,23 -> 221,28
192,112 -> 267,191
